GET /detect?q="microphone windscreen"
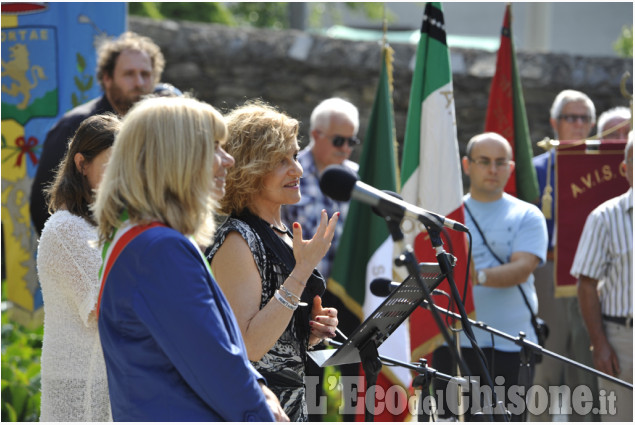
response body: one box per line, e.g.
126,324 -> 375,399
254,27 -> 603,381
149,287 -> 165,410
319,165 -> 358,202
369,278 -> 394,297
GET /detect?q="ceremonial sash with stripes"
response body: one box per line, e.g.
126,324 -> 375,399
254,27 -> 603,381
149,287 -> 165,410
96,219 -> 166,317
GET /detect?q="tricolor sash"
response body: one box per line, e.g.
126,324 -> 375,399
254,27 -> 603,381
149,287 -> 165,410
96,220 -> 166,317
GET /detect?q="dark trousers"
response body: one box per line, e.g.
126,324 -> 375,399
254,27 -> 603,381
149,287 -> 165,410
431,345 -> 535,421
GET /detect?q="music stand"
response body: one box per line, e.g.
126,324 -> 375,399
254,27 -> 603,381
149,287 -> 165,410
308,264 -> 445,421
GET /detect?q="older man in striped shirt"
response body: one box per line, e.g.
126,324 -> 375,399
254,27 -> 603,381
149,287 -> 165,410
571,132 -> 633,422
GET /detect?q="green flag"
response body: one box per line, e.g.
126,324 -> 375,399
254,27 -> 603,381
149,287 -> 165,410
327,45 -> 398,320
327,46 -> 412,413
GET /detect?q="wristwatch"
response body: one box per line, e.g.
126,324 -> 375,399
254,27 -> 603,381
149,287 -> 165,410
477,270 -> 487,286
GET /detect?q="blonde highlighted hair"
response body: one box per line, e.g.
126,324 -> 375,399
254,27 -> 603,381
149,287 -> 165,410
94,96 -> 227,246
219,101 -> 299,216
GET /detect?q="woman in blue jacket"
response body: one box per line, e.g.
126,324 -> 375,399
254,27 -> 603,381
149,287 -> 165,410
93,96 -> 285,421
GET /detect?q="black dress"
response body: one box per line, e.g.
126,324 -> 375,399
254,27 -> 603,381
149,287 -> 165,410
207,214 -> 325,422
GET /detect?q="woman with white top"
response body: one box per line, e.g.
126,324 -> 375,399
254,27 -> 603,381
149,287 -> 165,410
37,113 -> 120,421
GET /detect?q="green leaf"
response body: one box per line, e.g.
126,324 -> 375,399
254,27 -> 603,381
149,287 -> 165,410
76,52 -> 86,73
25,394 -> 40,421
2,401 -> 18,422
25,362 -> 40,380
72,93 -> 79,108
74,75 -> 85,91
1,364 -> 14,382
85,75 -> 94,91
9,385 -> 28,419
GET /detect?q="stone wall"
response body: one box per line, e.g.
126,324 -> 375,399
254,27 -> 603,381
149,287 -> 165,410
130,16 -> 633,163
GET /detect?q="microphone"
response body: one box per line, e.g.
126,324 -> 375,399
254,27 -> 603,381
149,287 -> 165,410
370,278 -> 400,297
319,165 -> 468,233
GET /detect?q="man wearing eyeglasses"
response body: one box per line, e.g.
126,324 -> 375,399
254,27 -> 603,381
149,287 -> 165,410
531,89 -> 599,421
282,97 -> 360,421
432,132 -> 547,421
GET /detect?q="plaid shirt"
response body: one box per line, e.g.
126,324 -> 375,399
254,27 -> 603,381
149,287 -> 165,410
281,147 -> 358,278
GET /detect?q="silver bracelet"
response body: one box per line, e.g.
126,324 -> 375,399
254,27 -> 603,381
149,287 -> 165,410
279,285 -> 301,302
280,285 -> 308,306
274,290 -> 298,311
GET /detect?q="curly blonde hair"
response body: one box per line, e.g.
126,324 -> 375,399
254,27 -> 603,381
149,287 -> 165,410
219,101 -> 299,215
94,96 -> 226,246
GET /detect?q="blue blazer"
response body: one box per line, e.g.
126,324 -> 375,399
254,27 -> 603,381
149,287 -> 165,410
98,226 -> 274,421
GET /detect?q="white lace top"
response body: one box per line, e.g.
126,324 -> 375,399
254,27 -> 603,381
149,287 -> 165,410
37,210 -> 111,421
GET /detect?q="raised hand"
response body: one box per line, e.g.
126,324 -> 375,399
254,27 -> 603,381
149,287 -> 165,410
290,210 -> 339,279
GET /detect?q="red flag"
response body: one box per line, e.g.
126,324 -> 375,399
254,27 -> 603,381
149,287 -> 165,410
484,4 -> 539,202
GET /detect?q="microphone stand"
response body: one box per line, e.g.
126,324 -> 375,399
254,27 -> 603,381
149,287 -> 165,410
420,225 -> 506,421
327,339 -> 468,422
421,299 -> 634,391
328,337 -> 514,422
378,211 -> 499,422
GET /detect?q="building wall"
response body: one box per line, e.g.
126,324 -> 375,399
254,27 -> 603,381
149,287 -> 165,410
130,16 -> 633,172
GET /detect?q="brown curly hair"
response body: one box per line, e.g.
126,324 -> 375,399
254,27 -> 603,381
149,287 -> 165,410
219,100 -> 299,216
96,31 -> 164,90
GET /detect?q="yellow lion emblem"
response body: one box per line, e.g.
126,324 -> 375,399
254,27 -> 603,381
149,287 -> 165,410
2,43 -> 47,110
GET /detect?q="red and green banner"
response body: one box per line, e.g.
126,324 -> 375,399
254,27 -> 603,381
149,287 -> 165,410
400,2 -> 473,361
484,4 -> 539,203
327,44 -> 409,421
554,141 -> 629,296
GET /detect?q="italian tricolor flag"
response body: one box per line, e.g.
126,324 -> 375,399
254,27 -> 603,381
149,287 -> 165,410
399,2 -> 474,361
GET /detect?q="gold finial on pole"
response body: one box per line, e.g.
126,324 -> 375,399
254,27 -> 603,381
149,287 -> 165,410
537,137 -> 561,152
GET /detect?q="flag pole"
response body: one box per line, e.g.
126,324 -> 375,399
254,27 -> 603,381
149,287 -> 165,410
382,3 -> 387,50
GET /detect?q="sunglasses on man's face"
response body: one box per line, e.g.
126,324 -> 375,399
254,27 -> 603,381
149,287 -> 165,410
324,134 -> 359,148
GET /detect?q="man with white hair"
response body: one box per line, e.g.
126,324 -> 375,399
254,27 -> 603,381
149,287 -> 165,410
571,133 -> 633,421
531,89 -> 599,421
282,97 -> 360,421
597,106 -> 631,140
283,97 -> 360,281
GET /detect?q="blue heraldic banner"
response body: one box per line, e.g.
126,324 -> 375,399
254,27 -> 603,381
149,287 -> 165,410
1,3 -> 126,326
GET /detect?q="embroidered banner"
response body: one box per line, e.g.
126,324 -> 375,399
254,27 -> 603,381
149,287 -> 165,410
1,3 -> 125,326
554,140 -> 629,297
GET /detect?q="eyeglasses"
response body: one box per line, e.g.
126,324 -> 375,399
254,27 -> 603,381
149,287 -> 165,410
468,157 -> 510,168
332,135 -> 360,147
558,114 -> 592,124
318,131 -> 360,147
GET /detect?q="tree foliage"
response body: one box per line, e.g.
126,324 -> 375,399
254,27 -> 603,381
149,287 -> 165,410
128,2 -> 391,29
128,2 -> 236,25
613,25 -> 633,58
